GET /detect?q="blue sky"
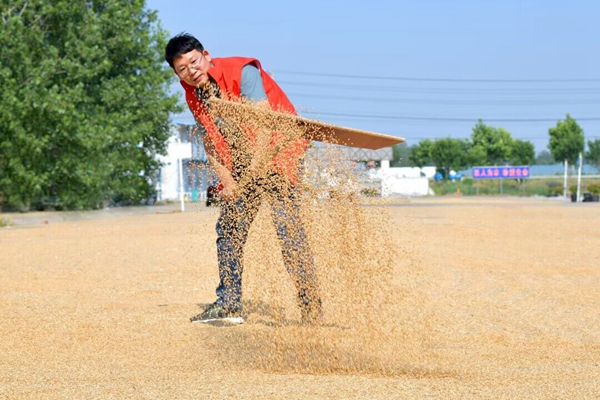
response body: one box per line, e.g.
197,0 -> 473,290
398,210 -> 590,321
147,0 -> 600,152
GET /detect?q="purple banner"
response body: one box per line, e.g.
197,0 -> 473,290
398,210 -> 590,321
472,166 -> 530,179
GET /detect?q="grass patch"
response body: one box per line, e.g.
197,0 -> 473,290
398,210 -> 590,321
0,217 -> 13,228
431,178 -> 600,197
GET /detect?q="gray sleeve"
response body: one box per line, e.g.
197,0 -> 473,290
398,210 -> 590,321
240,64 -> 267,102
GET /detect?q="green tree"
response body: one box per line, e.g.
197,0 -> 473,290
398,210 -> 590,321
430,138 -> 470,178
511,139 -> 535,165
471,120 -> 514,165
586,139 -> 600,166
391,142 -> 414,167
548,114 -> 585,166
535,150 -> 554,165
468,143 -> 487,167
0,0 -> 181,211
408,139 -> 433,167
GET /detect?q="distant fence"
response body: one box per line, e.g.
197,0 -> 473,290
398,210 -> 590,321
527,175 -> 600,180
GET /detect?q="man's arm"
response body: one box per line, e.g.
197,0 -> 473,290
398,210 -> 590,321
240,64 -> 267,102
240,65 -> 275,173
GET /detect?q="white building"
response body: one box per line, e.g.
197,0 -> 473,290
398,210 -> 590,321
307,145 -> 432,197
156,124 -> 209,202
156,131 -> 433,200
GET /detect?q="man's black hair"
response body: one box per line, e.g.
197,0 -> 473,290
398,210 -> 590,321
165,33 -> 204,69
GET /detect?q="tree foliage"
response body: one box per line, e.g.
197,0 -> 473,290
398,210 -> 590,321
408,139 -> 433,167
548,114 -> 585,165
401,121 -> 536,179
586,139 -> 600,166
391,142 -> 415,167
430,138 -> 470,176
535,150 -> 554,165
511,139 -> 535,166
0,0 -> 181,211
467,143 -> 487,167
470,120 -> 513,165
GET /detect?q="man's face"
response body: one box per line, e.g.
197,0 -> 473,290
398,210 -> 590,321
173,49 -> 212,88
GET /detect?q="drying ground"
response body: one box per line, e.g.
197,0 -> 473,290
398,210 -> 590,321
1,197 -> 599,399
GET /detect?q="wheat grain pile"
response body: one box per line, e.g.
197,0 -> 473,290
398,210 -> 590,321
198,100 -> 423,375
1,100 -> 599,398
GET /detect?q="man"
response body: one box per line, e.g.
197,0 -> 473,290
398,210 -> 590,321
165,33 -> 321,325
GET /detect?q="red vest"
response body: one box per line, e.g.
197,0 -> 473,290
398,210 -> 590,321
180,57 -> 308,184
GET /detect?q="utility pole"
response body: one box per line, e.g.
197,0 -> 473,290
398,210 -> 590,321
563,160 -> 568,198
576,153 -> 583,203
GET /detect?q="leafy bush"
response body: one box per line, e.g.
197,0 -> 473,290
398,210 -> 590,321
431,177 -> 600,197
569,184 -> 578,194
361,188 -> 379,197
549,186 -> 564,196
586,183 -> 600,195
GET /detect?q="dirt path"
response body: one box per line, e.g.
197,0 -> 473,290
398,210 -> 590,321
1,198 -> 598,399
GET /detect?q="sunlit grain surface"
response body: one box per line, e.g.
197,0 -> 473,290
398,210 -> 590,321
1,197 -> 598,399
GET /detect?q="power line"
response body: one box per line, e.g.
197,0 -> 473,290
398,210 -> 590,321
383,135 -> 600,140
171,114 -> 599,143
287,92 -> 600,106
278,80 -> 600,95
308,114 -> 576,126
273,70 -> 600,83
300,111 -> 600,123
172,112 -> 600,124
